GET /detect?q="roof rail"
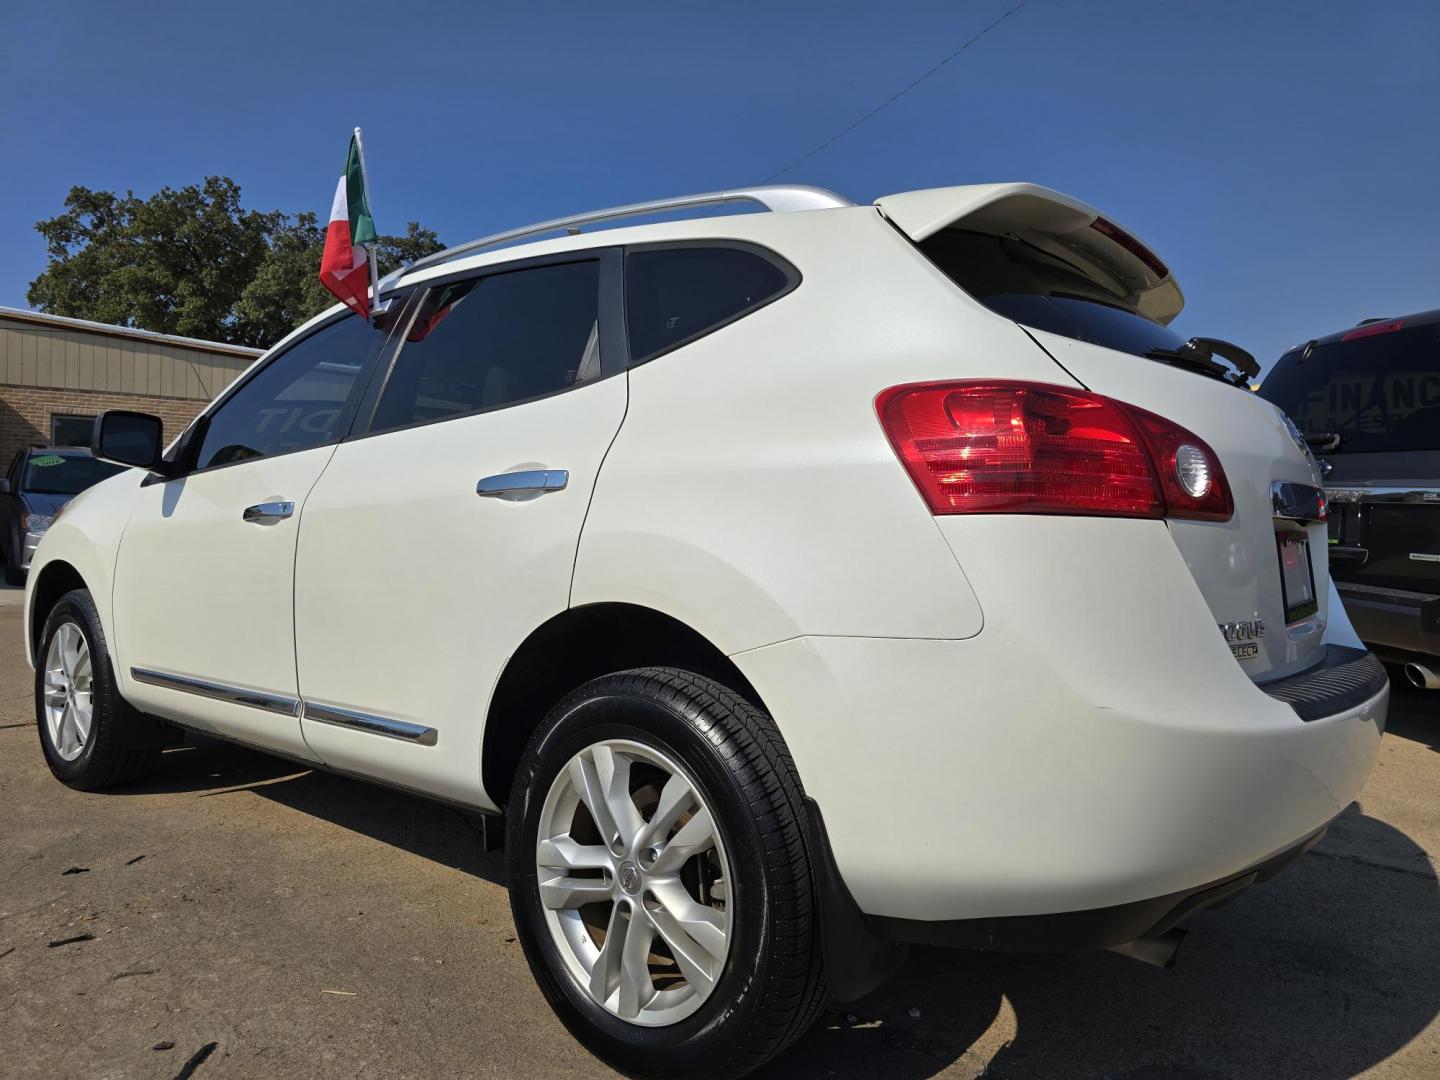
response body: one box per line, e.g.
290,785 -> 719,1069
378,184 -> 853,291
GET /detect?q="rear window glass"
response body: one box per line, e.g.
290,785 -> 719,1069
1258,322 -> 1440,453
918,229 -> 1188,359
625,246 -> 792,363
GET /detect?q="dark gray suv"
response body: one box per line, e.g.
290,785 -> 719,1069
1260,309 -> 1440,688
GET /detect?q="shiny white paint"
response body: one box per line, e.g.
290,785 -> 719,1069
22,468 -> 142,667
732,515 -> 1385,921
112,449 -> 334,760
292,375 -> 628,806
572,207 -> 1019,650
1029,328 -> 1328,680
23,181 -> 1386,934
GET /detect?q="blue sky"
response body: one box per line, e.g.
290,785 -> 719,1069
2,0 -> 1437,370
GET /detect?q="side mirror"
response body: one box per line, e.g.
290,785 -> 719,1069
0,478 -> 10,495
92,411 -> 165,472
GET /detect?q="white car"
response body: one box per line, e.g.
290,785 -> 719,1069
26,183 -> 1388,1078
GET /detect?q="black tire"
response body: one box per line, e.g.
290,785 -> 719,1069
507,667 -> 828,1080
35,588 -> 162,790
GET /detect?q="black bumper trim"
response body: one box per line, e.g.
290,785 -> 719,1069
1257,645 -> 1389,721
869,822 -> 1331,953
1335,579 -> 1440,660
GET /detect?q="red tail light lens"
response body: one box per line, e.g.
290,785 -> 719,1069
1122,401 -> 1234,521
1341,319 -> 1404,341
876,381 -> 1232,521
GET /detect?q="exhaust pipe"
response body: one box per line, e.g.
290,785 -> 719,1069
1404,663 -> 1440,690
1107,927 -> 1187,970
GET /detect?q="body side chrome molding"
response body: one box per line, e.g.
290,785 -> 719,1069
302,701 -> 439,747
129,667 -> 301,717
129,669 -> 438,747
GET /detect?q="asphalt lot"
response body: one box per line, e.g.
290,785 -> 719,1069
2,603 -> 1438,1080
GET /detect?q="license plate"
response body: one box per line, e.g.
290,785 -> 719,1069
1277,531 -> 1318,623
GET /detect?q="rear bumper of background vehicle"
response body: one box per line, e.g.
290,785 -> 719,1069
20,531 -> 42,572
731,517 -> 1387,928
1335,579 -> 1440,662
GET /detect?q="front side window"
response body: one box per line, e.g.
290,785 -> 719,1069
193,313 -> 386,471
625,246 -> 794,363
369,260 -> 602,433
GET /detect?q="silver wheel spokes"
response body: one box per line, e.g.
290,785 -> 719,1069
43,621 -> 94,762
536,740 -> 731,1027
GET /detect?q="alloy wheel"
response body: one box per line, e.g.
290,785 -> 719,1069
43,621 -> 93,762
535,738 -> 732,1027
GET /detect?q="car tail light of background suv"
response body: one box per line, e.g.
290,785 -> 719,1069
876,381 -> 1234,520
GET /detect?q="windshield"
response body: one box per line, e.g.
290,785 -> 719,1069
918,229 -> 1190,359
22,454 -> 127,495
1259,321 -> 1440,453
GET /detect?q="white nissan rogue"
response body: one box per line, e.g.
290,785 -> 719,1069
25,183 -> 1388,1078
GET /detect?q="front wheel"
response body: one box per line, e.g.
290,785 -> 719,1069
507,667 -> 828,1079
36,588 -> 162,789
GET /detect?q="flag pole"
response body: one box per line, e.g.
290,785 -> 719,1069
353,126 -> 382,321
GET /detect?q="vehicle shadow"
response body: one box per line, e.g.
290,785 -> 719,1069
765,802 -> 1440,1079
123,733 -> 510,886
114,736 -> 1439,1079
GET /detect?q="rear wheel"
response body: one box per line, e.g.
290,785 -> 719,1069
36,589 -> 161,789
507,667 -> 827,1079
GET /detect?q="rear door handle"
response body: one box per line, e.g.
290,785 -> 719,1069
242,501 -> 295,523
476,470 -> 568,498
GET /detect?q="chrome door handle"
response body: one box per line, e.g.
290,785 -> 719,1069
476,470 -> 568,498
242,500 -> 295,523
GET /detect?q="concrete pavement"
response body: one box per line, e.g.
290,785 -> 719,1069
1,605 -> 1438,1079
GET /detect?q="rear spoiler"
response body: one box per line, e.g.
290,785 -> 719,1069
875,183 -> 1185,325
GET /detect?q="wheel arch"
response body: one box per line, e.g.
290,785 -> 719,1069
28,558 -> 89,661
480,602 -> 765,807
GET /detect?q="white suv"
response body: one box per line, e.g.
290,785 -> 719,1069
25,183 -> 1388,1078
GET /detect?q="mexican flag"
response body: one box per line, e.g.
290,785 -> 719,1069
319,133 -> 378,320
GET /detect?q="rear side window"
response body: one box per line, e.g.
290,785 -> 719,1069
920,229 -> 1188,359
625,246 -> 794,363
370,260 -> 601,433
1259,321 -> 1440,453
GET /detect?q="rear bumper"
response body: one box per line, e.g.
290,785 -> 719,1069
1335,579 -> 1440,662
733,515 -> 1387,929
870,820 -> 1330,952
738,631 -> 1386,924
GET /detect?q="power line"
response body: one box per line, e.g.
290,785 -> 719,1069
762,1 -> 1028,183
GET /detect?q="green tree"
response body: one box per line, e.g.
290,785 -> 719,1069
28,178 -> 444,349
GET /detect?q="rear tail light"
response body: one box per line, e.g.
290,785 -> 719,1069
875,381 -> 1233,521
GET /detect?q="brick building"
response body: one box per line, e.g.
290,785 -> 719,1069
0,306 -> 260,463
